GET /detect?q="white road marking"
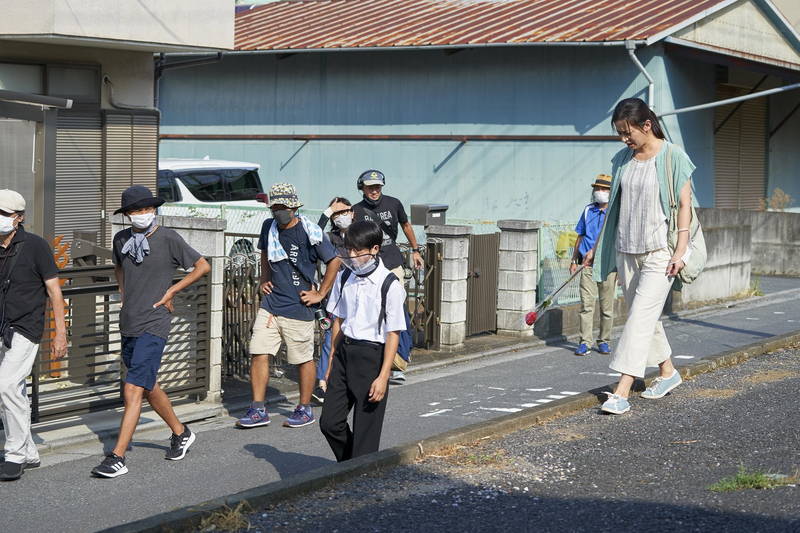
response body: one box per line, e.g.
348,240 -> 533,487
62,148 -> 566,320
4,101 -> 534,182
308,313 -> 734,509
774,311 -> 785,315
674,355 -> 695,360
526,387 -> 552,392
470,400 -> 481,404
488,387 -> 506,391
560,391 -> 581,395
745,317 -> 759,321
428,402 -> 440,406
443,397 -> 457,401
520,403 -> 539,408
537,399 -> 554,404
478,407 -> 522,413
546,394 -> 566,399
462,411 -> 478,416
789,320 -> 796,323
579,372 -> 622,377
420,409 -> 452,418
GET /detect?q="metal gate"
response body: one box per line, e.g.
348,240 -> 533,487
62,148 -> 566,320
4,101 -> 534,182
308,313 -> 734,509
466,232 -> 500,336
221,237 -> 444,378
33,265 -> 211,423
402,241 -> 443,350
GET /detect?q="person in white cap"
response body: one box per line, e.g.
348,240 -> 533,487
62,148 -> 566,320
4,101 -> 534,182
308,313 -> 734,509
0,190 -> 67,481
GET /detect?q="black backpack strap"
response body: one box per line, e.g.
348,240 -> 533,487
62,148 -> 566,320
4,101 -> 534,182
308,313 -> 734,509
378,272 -> 399,334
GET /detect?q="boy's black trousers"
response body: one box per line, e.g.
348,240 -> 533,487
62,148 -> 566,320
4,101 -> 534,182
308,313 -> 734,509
320,339 -> 388,462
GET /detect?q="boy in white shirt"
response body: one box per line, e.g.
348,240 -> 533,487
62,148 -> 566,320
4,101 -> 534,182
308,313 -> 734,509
319,220 -> 407,461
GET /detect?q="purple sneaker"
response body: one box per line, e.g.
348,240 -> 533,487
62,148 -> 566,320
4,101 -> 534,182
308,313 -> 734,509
236,407 -> 270,428
283,405 -> 315,428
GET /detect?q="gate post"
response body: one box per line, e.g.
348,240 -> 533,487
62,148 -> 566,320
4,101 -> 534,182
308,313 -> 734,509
496,220 -> 542,337
425,224 -> 471,350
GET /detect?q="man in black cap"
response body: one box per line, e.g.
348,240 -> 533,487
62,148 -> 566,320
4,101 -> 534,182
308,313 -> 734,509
352,170 -> 421,383
0,189 -> 67,481
91,186 -> 210,478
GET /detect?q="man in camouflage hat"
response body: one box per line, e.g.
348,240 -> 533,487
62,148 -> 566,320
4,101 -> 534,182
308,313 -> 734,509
237,183 -> 340,429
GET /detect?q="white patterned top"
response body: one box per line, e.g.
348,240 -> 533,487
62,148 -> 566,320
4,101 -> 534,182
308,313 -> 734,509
616,156 -> 668,254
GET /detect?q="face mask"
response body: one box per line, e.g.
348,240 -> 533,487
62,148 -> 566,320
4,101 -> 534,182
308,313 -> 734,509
273,209 -> 294,226
352,254 -> 378,276
129,212 -> 155,230
333,213 -> 353,230
0,215 -> 16,235
593,190 -> 610,204
338,251 -> 379,276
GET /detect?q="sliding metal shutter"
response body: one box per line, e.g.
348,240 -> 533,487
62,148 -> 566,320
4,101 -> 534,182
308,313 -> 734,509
54,112 -> 103,247
102,111 -> 159,248
713,84 -> 767,209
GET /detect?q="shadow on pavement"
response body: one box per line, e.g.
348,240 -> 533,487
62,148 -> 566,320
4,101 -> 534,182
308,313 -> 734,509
255,474 -> 800,532
243,443 -> 331,479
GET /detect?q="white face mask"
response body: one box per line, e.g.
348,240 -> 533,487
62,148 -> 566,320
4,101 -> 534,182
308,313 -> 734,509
129,212 -> 155,230
333,213 -> 353,230
0,214 -> 17,235
593,190 -> 610,204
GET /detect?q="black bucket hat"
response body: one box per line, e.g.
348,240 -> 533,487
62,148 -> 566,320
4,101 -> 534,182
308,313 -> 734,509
114,185 -> 165,215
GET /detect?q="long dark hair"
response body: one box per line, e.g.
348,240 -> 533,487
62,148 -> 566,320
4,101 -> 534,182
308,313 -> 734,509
611,98 -> 665,140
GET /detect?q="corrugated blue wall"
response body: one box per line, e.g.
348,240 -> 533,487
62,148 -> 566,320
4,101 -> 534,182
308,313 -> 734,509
160,44 -> 718,223
768,90 -> 800,210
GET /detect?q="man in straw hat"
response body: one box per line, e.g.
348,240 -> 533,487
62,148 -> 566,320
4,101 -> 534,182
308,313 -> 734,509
0,190 -> 67,481
91,186 -> 210,478
570,175 -> 618,356
237,183 -> 340,430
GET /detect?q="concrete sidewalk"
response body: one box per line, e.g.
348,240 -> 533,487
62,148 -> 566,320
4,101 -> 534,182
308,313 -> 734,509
2,280 -> 799,532
13,277 -> 799,457
244,344 -> 800,532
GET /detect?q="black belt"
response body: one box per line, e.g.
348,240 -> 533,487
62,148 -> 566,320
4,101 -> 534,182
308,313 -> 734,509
343,336 -> 384,348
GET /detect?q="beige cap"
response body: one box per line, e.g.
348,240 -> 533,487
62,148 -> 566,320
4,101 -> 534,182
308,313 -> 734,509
0,189 -> 25,213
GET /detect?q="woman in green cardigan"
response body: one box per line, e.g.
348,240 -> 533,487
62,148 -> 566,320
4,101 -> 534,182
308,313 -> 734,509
584,98 -> 695,415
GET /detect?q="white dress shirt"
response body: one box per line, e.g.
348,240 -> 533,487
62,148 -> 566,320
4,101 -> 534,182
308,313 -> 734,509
326,260 -> 407,343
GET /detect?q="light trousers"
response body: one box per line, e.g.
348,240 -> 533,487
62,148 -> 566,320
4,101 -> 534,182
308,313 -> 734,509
578,266 -> 617,345
0,333 -> 40,464
609,248 -> 673,378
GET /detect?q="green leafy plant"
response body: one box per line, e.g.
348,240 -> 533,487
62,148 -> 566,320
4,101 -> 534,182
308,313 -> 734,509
708,466 -> 797,492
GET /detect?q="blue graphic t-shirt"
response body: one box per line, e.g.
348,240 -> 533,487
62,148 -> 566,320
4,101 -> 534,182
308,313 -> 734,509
257,219 -> 336,321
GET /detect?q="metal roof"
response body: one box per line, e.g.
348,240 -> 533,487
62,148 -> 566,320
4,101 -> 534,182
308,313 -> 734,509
235,0 -> 732,51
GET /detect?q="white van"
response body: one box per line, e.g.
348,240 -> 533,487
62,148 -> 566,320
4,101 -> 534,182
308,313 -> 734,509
157,157 -> 265,206
158,157 -> 269,257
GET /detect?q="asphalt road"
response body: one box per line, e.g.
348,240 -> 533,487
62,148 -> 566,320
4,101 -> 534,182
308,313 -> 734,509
1,288 -> 799,532
250,345 -> 800,532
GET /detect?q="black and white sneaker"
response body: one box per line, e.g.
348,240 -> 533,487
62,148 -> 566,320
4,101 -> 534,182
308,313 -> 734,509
165,425 -> 196,461
91,453 -> 128,478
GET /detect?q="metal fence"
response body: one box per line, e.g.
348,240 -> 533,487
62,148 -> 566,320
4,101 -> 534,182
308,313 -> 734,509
33,265 -> 211,423
221,236 -> 443,380
537,223 -> 580,306
400,241 -> 442,350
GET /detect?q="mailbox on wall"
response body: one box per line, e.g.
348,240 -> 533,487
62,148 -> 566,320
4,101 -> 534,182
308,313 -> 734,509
410,204 -> 448,226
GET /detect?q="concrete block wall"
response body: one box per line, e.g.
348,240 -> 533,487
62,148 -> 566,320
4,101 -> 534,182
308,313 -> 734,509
697,208 -> 800,277
425,224 -> 471,351
112,214 -> 226,403
496,220 -> 542,337
680,225 -> 751,304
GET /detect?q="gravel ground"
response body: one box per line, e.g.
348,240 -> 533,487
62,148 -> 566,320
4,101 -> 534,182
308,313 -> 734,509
232,347 -> 800,533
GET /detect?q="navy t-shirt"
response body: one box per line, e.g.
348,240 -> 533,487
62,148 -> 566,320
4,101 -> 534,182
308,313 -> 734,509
258,219 -> 337,321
